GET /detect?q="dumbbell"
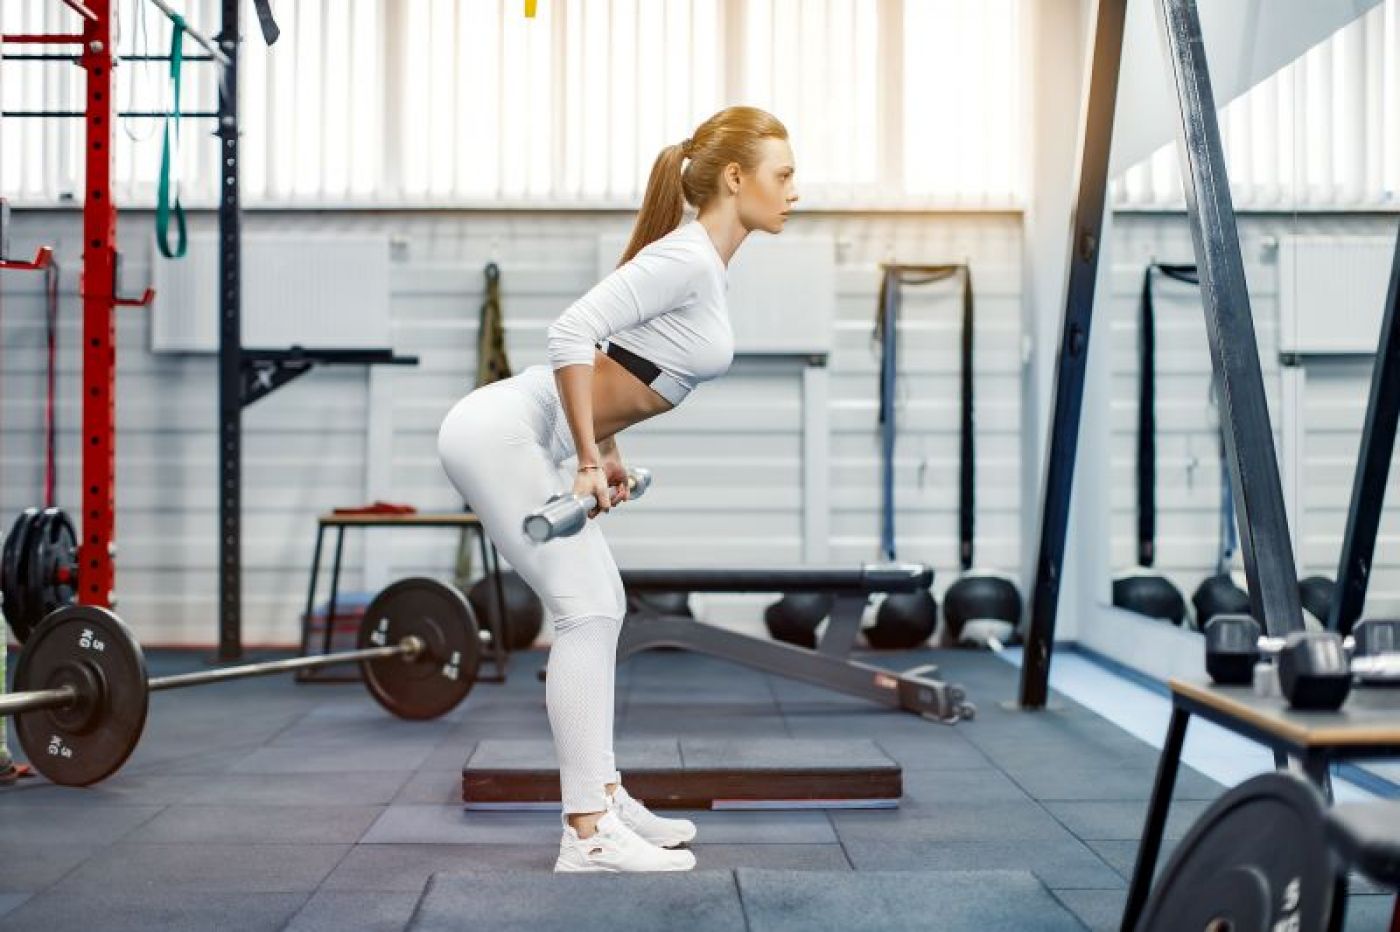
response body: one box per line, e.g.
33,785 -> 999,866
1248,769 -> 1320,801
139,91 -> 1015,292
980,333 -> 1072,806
1204,615 -> 1400,711
522,467 -> 652,543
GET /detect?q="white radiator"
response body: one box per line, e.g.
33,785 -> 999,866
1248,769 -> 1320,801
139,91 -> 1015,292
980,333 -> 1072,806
1278,235 -> 1397,355
596,231 -> 836,355
150,232 -> 391,352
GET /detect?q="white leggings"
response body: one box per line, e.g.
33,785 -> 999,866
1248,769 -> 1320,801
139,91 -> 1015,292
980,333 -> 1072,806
437,365 -> 626,815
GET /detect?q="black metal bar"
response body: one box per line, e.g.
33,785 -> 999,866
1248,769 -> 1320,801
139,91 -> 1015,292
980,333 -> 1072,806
1325,873 -> 1350,932
1303,752 -> 1335,804
240,349 -> 419,407
323,528 -> 347,659
1018,0 -> 1129,708
816,595 -> 866,657
1329,230 -> 1400,635
1121,704 -> 1190,931
478,528 -> 509,679
0,685 -> 77,717
1156,0 -> 1302,637
298,523 -> 327,665
216,0 -> 242,660
150,638 -> 420,691
2,111 -> 218,118
243,348 -> 419,365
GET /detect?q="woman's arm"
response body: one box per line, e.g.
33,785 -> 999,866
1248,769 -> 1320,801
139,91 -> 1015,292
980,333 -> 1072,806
554,364 -> 602,468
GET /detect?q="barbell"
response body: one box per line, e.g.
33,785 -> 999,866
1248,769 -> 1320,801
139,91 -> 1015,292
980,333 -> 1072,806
523,467 -> 652,543
0,576 -> 480,787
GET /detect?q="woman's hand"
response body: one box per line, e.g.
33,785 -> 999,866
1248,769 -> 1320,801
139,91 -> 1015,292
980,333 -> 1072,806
600,443 -> 630,509
572,466 -> 614,519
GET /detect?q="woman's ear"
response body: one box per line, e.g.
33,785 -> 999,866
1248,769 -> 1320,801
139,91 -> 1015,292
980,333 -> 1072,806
723,162 -> 742,196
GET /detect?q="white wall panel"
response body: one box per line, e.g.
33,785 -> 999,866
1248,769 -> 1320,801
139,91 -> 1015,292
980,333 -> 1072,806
2,209 -> 1022,645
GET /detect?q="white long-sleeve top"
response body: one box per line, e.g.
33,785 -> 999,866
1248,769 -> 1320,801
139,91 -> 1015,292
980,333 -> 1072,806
546,220 -> 733,405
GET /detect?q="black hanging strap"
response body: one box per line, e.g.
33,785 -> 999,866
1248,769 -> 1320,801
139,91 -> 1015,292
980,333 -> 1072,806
1136,262 -> 1197,567
251,0 -> 281,45
874,263 -> 968,563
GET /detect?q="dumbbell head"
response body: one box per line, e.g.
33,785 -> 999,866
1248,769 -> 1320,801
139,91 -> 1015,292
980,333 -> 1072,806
1352,618 -> 1400,658
1204,614 -> 1262,685
1278,631 -> 1352,711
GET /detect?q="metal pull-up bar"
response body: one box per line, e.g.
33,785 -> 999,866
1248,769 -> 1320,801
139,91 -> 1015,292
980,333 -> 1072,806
144,0 -> 231,66
56,0 -> 98,22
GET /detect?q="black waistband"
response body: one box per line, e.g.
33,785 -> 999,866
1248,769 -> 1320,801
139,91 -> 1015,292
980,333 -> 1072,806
600,341 -> 662,386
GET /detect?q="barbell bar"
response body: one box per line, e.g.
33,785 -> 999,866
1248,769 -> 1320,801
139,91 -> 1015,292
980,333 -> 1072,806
1,576 -> 481,787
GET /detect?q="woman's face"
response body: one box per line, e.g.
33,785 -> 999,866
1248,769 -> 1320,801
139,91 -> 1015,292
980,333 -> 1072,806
735,138 -> 799,234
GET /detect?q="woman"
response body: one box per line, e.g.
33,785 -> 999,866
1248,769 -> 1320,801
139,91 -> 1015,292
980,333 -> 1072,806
437,106 -> 798,872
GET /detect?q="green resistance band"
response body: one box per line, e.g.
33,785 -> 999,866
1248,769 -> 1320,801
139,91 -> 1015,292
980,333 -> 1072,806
156,13 -> 188,259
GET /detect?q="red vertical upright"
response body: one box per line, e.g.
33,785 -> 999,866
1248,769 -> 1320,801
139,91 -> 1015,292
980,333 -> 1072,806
78,0 -> 116,607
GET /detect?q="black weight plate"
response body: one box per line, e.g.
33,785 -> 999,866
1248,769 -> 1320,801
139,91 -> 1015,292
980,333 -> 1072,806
1137,772 -> 1334,932
358,577 -> 480,720
2,508 -> 39,642
24,509 -> 79,641
13,605 -> 149,787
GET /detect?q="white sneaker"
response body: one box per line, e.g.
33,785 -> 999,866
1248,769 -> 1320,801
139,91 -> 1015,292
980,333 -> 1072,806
553,810 -> 696,873
609,784 -> 698,849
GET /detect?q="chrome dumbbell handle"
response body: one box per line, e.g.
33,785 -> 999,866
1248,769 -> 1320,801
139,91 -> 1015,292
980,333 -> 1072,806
522,467 -> 653,543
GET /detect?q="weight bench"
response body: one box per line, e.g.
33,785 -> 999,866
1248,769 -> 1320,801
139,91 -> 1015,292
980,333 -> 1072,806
617,563 -> 973,724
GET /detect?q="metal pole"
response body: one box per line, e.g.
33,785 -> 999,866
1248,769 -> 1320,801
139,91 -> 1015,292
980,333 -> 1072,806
216,0 -> 243,660
0,686 -> 77,717
79,0 -> 118,612
1018,0 -> 1129,708
149,637 -> 424,691
1156,0 -> 1303,636
1329,231 -> 1400,635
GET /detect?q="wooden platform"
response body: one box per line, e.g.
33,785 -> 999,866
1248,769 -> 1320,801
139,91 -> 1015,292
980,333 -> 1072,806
462,739 -> 903,810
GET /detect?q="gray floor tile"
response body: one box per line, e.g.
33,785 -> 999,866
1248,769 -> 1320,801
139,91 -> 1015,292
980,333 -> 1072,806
736,868 -> 1085,931
832,800 -> 1074,844
0,890 -> 307,932
1042,799 -> 1212,841
50,843 -> 350,894
285,890 -> 420,932
0,844 -> 102,893
410,870 -> 745,932
229,744 -> 434,773
1084,838 -> 1178,881
362,807 -> 562,845
0,773 -> 208,807
682,810 -> 838,844
898,768 -> 1032,806
1001,764 -> 1221,801
1345,895 -> 1398,932
0,893 -> 31,919
841,837 -> 1124,890
393,769 -> 467,805
182,771 -> 410,806
122,805 -> 384,845
321,844 -> 560,890
689,843 -> 852,871
867,734 -> 992,771
1052,888 -> 1126,932
0,805 -> 161,847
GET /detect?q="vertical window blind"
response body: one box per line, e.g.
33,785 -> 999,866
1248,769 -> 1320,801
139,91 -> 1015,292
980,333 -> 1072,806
2,0 -> 1028,208
1115,0 -> 1399,210
19,1 -> 1392,211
